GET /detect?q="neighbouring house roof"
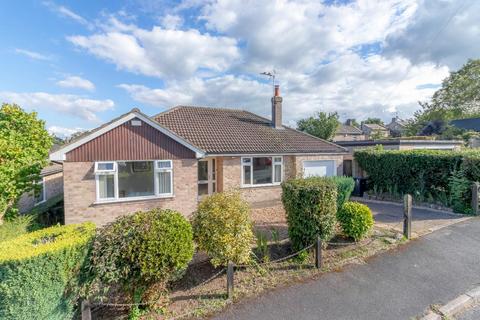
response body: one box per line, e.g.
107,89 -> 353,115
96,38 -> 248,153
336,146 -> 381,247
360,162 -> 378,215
40,162 -> 63,177
336,139 -> 463,148
336,124 -> 363,135
450,117 -> 480,132
362,123 -> 388,131
154,106 -> 347,154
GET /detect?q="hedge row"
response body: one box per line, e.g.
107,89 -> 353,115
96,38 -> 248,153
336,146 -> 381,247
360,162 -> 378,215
0,223 -> 95,320
355,149 -> 480,212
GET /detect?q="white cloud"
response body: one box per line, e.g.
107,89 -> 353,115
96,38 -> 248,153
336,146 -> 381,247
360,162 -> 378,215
67,17 -> 240,79
48,126 -> 86,138
385,0 -> 480,69
0,91 -> 114,122
56,76 -> 95,91
201,0 -> 417,71
119,53 -> 449,123
43,1 -> 93,29
160,14 -> 183,29
15,48 -> 51,61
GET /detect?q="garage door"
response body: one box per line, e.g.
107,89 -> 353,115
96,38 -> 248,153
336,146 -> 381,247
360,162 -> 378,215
303,160 -> 336,178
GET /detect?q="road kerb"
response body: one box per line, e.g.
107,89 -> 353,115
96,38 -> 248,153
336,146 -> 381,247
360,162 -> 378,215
419,286 -> 480,320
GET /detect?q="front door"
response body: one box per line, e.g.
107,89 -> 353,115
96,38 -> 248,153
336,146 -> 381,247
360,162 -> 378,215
198,158 -> 216,198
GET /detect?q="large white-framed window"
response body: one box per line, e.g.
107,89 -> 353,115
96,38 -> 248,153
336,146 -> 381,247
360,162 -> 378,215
34,177 -> 46,205
94,160 -> 173,202
241,156 -> 283,187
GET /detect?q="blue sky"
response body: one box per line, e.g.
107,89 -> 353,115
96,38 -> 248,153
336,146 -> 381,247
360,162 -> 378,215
0,0 -> 478,137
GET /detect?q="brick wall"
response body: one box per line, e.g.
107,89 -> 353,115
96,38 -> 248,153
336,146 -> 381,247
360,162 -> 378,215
220,155 -> 342,208
63,159 -> 197,225
18,172 -> 64,214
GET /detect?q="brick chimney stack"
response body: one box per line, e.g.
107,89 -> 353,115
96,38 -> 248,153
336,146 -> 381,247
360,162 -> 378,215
271,84 -> 283,129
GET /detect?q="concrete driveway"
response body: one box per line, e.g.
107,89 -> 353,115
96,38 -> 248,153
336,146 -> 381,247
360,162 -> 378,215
355,198 -> 472,237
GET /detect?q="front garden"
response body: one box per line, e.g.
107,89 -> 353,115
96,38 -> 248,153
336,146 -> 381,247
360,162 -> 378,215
0,176 -> 407,320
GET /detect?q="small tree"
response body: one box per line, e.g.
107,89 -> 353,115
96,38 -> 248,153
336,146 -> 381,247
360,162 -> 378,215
0,104 -> 52,221
297,112 -> 339,140
361,118 -> 384,126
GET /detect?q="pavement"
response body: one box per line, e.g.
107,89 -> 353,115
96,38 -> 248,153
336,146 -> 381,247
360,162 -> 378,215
356,198 -> 471,237
214,217 -> 480,320
457,304 -> 480,320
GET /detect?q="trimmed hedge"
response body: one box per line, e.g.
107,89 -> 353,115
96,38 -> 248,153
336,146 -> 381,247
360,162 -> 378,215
329,176 -> 355,209
282,177 -> 337,251
193,192 -> 254,267
338,202 -> 374,241
87,209 -> 194,297
0,223 -> 95,320
355,149 -> 480,213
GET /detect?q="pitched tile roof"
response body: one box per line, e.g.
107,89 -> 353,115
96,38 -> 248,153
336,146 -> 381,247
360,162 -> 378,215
154,106 -> 346,154
362,123 -> 388,130
337,124 -> 363,135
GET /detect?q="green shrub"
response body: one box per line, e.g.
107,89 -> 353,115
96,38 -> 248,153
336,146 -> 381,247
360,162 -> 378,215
329,176 -> 355,209
355,149 -> 480,212
337,202 -> 374,241
0,223 -> 95,320
192,192 -> 254,267
87,209 -> 194,297
449,170 -> 473,214
281,177 -> 337,251
0,214 -> 41,242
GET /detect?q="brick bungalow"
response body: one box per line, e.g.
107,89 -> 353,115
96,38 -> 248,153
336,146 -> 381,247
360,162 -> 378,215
50,86 -> 347,225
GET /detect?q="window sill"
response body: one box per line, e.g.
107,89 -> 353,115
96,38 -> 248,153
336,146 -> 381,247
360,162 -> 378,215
240,183 -> 282,189
94,195 -> 174,205
34,200 -> 46,206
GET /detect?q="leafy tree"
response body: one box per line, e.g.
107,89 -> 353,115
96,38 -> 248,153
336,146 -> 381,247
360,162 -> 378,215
297,112 -> 339,140
407,59 -> 480,135
361,118 -> 384,126
370,130 -> 387,140
0,104 -> 52,222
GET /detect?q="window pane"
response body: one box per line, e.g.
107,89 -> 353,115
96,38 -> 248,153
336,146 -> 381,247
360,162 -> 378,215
157,161 -> 172,169
34,182 -> 44,203
97,162 -> 114,171
99,174 -> 115,199
243,165 -> 251,185
212,159 -> 216,180
253,157 -> 272,184
242,158 -> 251,164
158,171 -> 172,194
274,164 -> 282,183
118,161 -> 154,198
198,183 -> 208,196
274,157 -> 282,163
198,161 -> 208,181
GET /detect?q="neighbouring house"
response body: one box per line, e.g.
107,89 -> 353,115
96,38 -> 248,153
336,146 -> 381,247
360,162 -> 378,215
17,162 -> 63,213
50,85 -> 348,225
450,117 -> 480,147
333,119 -> 366,142
361,123 -> 390,139
336,139 -> 463,178
386,116 -> 407,137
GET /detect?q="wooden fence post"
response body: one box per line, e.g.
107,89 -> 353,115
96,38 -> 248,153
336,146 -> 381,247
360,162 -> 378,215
315,236 -> 322,269
472,182 -> 479,215
81,300 -> 91,320
227,261 -> 234,300
403,194 -> 412,239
